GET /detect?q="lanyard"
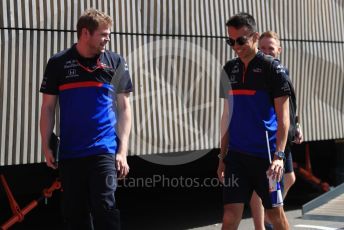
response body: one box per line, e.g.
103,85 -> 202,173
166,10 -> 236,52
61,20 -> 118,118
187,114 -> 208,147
77,58 -> 107,73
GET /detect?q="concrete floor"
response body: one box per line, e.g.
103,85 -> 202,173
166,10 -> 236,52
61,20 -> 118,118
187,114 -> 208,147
192,209 -> 344,230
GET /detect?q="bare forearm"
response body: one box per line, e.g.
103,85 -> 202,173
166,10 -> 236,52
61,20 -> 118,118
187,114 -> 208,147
274,96 -> 290,152
40,106 -> 55,152
220,101 -> 229,157
220,115 -> 229,155
117,107 -> 131,156
275,118 -> 289,152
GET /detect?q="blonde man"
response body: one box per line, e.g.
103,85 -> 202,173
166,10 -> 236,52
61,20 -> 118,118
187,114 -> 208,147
40,9 -> 132,229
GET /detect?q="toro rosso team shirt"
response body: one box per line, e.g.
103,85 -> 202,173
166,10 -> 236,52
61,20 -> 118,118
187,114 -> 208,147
40,44 -> 132,159
220,51 -> 291,159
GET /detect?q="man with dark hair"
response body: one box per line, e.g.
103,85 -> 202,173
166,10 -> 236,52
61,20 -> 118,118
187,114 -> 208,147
218,13 -> 290,229
40,8 -> 132,230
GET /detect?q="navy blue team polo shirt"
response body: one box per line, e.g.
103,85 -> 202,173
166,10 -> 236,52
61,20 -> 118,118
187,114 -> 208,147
40,44 -> 132,159
220,51 -> 291,159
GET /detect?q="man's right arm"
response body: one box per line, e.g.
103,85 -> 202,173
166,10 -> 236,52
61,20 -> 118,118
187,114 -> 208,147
220,100 -> 229,159
217,100 -> 229,183
219,66 -> 230,159
40,94 -> 58,169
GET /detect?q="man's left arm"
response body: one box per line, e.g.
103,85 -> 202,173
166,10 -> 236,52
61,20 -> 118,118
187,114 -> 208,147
268,96 -> 289,181
116,92 -> 131,179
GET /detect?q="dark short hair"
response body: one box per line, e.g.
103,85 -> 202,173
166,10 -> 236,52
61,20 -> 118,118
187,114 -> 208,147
226,12 -> 257,32
77,9 -> 112,39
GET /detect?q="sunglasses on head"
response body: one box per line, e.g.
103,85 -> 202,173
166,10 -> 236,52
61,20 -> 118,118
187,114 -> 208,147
226,32 -> 255,46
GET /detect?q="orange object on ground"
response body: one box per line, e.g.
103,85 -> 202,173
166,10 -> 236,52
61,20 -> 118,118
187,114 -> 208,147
293,143 -> 330,192
0,175 -> 61,230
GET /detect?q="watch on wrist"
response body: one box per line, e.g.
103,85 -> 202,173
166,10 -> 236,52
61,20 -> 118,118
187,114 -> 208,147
274,151 -> 285,160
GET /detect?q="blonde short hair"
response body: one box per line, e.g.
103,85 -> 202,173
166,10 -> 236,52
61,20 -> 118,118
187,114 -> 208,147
77,9 -> 112,39
259,31 -> 281,47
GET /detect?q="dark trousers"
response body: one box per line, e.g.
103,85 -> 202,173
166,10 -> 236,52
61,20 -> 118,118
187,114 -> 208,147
59,154 -> 120,230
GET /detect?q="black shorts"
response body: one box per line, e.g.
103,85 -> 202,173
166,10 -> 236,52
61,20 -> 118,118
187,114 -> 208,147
222,151 -> 275,209
284,151 -> 294,173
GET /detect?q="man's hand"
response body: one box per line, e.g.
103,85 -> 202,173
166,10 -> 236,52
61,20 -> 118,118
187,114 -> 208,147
293,124 -> 304,144
217,159 -> 226,184
267,158 -> 284,181
116,153 -> 129,179
43,148 -> 57,169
